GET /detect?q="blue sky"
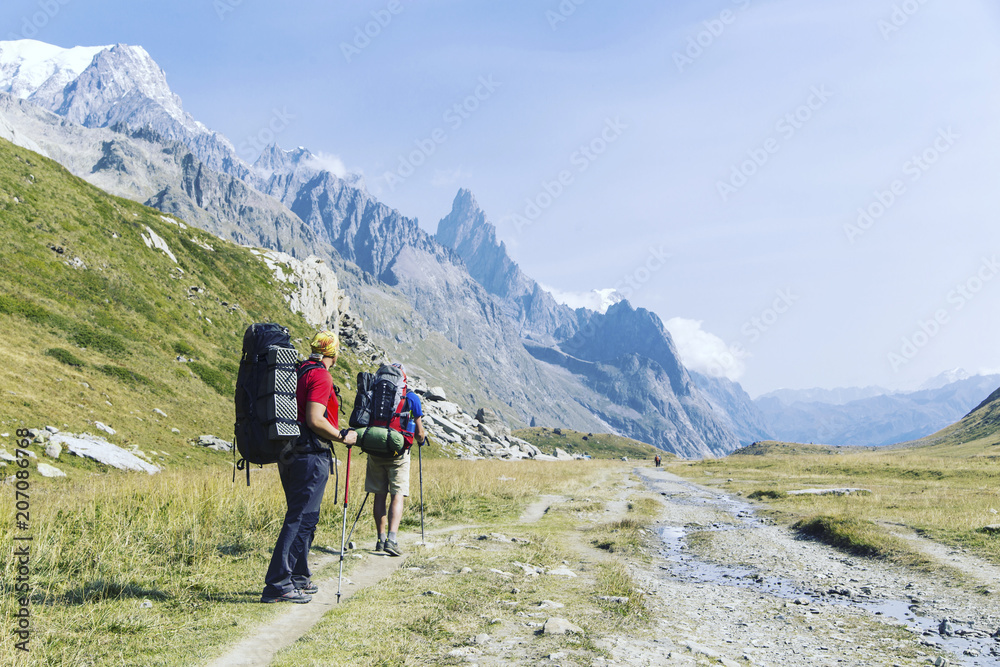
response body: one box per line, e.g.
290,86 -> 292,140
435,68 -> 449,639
4,0 -> 1000,396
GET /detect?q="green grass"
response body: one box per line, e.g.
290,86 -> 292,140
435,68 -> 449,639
188,362 -> 234,396
97,364 -> 155,388
792,515 -> 930,566
514,427 -> 664,460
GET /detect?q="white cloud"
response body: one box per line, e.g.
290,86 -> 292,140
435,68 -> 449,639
664,317 -> 746,381
305,152 -> 348,178
543,285 -> 623,313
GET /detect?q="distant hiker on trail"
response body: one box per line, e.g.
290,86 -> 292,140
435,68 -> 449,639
654,454 -> 661,467
261,330 -> 357,604
364,362 -> 426,557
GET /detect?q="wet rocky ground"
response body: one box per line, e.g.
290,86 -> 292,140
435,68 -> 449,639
611,468 -> 1000,666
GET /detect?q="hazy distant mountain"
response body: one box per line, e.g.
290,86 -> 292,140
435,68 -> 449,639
691,372 -> 774,446
918,368 -> 972,391
895,382 -> 1000,451
757,385 -> 891,406
757,374 -> 1000,447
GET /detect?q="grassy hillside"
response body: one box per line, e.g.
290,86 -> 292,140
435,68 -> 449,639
514,427 -> 663,460
891,385 -> 1000,456
0,137 -> 364,472
731,440 -> 844,456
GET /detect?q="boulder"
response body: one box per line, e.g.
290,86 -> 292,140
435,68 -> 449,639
44,442 -> 62,459
36,462 -> 66,478
554,448 -> 573,461
475,407 -> 510,436
787,488 -> 870,496
433,401 -> 461,416
425,386 -> 448,401
542,618 -> 584,635
94,421 -> 116,436
196,435 -> 233,452
54,432 -> 160,474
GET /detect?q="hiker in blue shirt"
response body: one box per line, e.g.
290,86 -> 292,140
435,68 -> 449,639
364,363 -> 426,556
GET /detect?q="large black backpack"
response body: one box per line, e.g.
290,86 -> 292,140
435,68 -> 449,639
348,371 -> 376,429
351,364 -> 413,458
233,323 -> 300,483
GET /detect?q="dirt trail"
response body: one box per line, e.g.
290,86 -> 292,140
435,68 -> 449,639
519,494 -> 566,523
887,524 -> 1000,589
206,544 -> 410,667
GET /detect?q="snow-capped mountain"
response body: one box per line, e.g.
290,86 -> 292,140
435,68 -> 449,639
0,39 -> 105,100
0,39 -> 247,178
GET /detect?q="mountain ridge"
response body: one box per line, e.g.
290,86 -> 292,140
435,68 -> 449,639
0,37 -> 744,457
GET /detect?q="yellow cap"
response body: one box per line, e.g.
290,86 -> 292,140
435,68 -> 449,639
309,330 -> 339,358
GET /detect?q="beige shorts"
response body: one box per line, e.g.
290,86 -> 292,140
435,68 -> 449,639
364,452 -> 410,496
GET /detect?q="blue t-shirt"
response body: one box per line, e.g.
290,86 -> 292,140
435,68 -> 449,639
402,391 -> 423,434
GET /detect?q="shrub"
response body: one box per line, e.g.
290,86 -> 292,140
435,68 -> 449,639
72,325 -> 128,357
46,348 -> 85,367
189,362 -> 234,396
98,365 -> 153,387
172,340 -> 200,358
748,489 -> 787,500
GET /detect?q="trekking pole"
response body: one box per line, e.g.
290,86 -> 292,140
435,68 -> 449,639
418,436 -> 427,545
345,492 -> 370,548
336,444 -> 352,604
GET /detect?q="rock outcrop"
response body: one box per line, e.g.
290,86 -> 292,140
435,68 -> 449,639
261,251 -> 348,333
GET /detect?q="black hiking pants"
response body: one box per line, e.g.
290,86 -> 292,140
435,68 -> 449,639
263,449 -> 331,596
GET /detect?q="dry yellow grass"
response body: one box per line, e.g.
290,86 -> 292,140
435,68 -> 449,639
0,457 -> 637,665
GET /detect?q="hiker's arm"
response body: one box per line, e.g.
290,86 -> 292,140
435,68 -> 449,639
304,401 -> 354,444
414,416 -> 427,445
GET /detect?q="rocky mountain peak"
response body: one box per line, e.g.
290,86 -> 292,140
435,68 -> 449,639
252,143 -> 314,179
564,301 -> 693,396
435,188 -> 575,339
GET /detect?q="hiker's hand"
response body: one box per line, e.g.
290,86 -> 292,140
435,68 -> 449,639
341,429 -> 357,446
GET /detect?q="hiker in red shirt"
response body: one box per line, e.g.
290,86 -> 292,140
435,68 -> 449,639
261,330 -> 356,603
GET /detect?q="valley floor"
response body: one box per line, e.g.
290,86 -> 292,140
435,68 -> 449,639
202,465 -> 1000,666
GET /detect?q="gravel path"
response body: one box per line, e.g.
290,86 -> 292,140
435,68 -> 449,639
613,468 -> 1000,666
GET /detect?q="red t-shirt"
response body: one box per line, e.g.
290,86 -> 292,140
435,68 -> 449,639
297,365 -> 339,430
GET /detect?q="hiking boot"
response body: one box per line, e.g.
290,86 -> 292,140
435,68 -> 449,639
300,582 -> 319,595
375,539 -> 385,553
260,589 -> 312,604
383,539 -> 403,557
